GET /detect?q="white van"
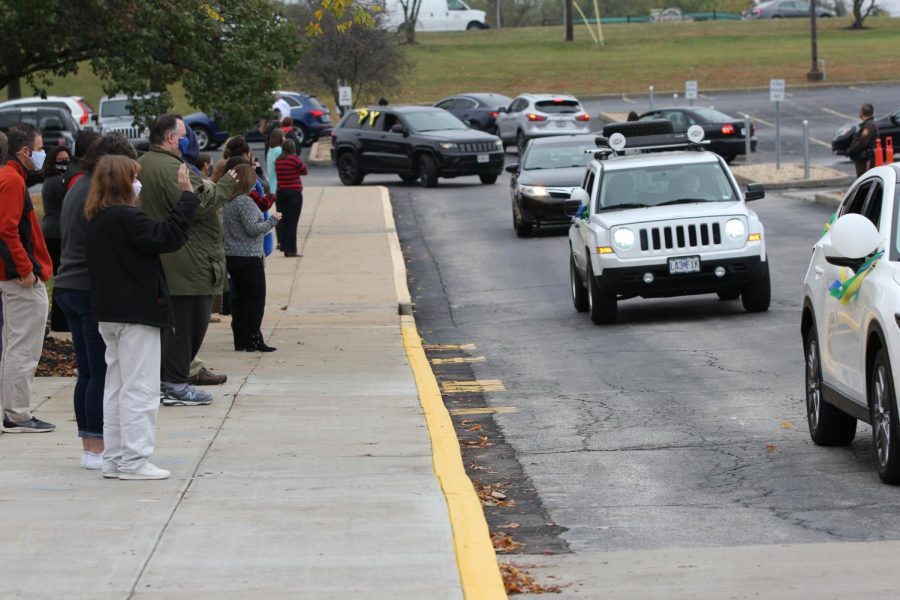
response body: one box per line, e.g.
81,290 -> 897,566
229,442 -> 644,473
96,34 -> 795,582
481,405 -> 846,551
378,0 -> 488,31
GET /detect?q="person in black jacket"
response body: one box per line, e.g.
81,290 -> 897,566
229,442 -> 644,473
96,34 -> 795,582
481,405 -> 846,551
85,156 -> 201,480
848,103 -> 879,177
41,145 -> 72,331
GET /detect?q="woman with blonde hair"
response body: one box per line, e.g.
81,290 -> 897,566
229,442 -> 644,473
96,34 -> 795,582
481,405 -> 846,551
223,164 -> 280,352
85,156 -> 202,480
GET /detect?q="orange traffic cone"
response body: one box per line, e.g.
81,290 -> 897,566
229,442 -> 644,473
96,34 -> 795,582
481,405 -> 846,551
875,138 -> 885,166
887,137 -> 895,163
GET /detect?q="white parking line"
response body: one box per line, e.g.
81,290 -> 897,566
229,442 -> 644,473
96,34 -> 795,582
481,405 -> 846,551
821,107 -> 856,120
699,94 -> 714,100
739,112 -> 775,128
810,137 -> 831,148
621,95 -> 636,104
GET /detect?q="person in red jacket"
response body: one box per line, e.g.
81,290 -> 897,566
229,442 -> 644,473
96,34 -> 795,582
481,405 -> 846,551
0,123 -> 55,433
273,139 -> 308,257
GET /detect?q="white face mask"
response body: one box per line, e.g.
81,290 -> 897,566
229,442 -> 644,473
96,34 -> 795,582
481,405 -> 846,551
133,180 -> 143,198
30,149 -> 46,171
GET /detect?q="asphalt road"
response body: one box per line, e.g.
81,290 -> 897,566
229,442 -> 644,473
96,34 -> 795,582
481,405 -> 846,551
582,81 -> 900,174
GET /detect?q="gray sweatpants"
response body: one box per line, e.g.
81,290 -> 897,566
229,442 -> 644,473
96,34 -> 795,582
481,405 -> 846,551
0,279 -> 48,423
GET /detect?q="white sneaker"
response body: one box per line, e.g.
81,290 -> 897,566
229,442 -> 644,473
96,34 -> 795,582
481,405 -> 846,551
118,463 -> 170,480
81,452 -> 103,470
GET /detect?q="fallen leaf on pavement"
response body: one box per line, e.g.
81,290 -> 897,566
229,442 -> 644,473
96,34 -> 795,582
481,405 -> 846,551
463,435 -> 492,448
499,563 -> 561,594
490,490 -> 507,500
499,522 -> 521,529
781,421 -> 792,429
491,532 -> 525,553
473,481 -> 516,507
466,424 -> 484,432
766,444 -> 778,453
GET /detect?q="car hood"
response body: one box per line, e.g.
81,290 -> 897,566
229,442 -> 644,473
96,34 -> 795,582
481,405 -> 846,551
591,201 -> 748,228
517,167 -> 587,187
833,122 -> 857,141
415,129 -> 499,143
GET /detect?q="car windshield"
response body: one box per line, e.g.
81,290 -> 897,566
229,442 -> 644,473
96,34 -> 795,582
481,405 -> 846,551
597,162 -> 737,210
692,108 -> 736,122
535,100 -> 581,114
100,100 -> 132,118
405,110 -> 468,132
524,143 -> 593,170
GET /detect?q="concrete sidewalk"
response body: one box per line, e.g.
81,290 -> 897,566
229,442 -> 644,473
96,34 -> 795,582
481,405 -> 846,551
0,187 -> 466,599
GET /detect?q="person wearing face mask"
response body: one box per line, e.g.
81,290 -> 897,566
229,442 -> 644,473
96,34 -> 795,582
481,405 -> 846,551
137,114 -> 235,406
41,146 -> 73,332
0,123 -> 55,433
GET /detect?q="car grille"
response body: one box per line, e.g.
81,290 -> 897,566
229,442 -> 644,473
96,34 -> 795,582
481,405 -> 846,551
457,141 -> 497,153
547,187 -> 575,199
612,217 -> 747,258
104,126 -> 146,140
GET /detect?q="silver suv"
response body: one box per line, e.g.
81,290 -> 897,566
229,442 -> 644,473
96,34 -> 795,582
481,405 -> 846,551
97,95 -> 152,144
495,93 -> 591,153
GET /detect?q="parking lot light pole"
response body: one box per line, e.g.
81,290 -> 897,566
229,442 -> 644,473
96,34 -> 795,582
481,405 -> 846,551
564,0 -> 574,41
807,0 -> 825,82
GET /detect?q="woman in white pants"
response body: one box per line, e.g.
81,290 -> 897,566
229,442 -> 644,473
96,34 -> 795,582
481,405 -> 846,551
84,156 -> 202,480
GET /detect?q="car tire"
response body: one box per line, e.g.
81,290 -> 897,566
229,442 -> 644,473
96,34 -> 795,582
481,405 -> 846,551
513,200 -> 532,237
295,125 -> 309,147
871,348 -> 900,484
191,125 -> 211,152
570,253 -> 588,312
805,325 -> 856,446
418,154 -> 439,188
466,21 -> 485,30
337,152 -> 364,186
516,130 -> 527,155
741,260 -> 771,312
587,259 -> 617,325
399,173 -> 418,183
479,174 -> 497,184
717,290 -> 740,301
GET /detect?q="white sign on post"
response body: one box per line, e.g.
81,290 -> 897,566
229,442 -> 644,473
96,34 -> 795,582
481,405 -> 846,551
338,86 -> 353,108
685,81 -> 698,101
769,79 -> 785,102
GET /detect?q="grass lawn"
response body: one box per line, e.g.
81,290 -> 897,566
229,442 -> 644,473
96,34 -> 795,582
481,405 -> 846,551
6,17 -> 899,113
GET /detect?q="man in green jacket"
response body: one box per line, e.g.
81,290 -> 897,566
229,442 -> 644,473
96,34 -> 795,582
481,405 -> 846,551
138,114 -> 235,405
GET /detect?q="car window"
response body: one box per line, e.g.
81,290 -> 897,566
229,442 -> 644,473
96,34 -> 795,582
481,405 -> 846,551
862,180 -> 884,230
404,110 -> 467,132
691,108 -> 736,122
535,100 -> 581,115
0,111 -> 20,131
451,98 -> 477,110
840,181 -> 873,217
448,0 -> 467,9
597,162 -> 737,209
583,170 -> 596,202
382,113 -> 402,132
661,110 -> 694,128
638,112 -> 661,121
100,99 -> 132,118
40,113 -> 66,131
523,143 -> 594,170
283,96 -> 301,107
435,98 -> 454,110
509,98 -> 528,113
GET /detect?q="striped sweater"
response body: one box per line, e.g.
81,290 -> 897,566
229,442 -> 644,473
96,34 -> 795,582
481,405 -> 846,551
274,154 -> 308,192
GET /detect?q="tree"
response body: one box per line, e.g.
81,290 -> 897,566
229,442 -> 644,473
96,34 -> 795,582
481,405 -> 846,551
286,5 -> 410,111
850,0 -> 876,28
0,1 -> 303,132
396,0 -> 425,44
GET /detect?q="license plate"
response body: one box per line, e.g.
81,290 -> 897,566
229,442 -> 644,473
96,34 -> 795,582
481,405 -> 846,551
668,256 -> 701,274
477,154 -> 489,163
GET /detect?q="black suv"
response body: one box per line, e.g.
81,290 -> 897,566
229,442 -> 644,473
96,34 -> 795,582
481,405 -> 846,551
0,107 -> 78,150
331,106 -> 505,187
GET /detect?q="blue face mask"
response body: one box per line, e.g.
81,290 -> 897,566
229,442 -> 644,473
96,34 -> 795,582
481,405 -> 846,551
178,136 -> 190,155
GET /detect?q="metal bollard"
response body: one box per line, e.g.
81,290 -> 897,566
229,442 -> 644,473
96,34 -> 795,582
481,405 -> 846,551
802,120 -> 810,179
744,116 -> 752,166
649,85 -> 655,110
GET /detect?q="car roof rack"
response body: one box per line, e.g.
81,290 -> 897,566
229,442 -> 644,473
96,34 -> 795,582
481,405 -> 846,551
589,120 -> 709,160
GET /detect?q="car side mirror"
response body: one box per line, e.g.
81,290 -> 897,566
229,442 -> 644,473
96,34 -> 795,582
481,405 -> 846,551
892,115 -> 900,125
90,114 -> 99,123
825,255 -> 868,271
390,124 -> 407,136
505,164 -> 518,174
497,107 -> 507,114
571,188 -> 590,218
745,182 -> 765,201
825,213 -> 881,270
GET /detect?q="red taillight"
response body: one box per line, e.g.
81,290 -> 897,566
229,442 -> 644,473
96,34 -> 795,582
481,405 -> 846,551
77,100 -> 90,125
310,109 -> 324,118
553,98 -> 564,103
576,113 -> 590,122
491,111 -> 499,119
753,7 -> 762,14
526,113 -> 547,122
721,124 -> 736,135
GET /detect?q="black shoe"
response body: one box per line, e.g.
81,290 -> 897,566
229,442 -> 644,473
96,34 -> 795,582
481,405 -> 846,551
2,417 -> 56,433
247,334 -> 277,352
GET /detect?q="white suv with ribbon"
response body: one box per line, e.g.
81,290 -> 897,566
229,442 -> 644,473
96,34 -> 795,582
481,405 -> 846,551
568,120 -> 770,325
801,161 -> 900,484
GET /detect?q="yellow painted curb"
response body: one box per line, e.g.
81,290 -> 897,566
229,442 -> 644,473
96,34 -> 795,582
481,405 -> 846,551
402,319 -> 507,600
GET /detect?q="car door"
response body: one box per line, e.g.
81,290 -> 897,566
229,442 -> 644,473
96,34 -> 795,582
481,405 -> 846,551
452,97 -> 479,127
498,98 -> 526,141
446,0 -> 469,30
355,109 -> 386,171
377,112 -> 413,172
822,179 -> 882,399
570,168 -> 598,277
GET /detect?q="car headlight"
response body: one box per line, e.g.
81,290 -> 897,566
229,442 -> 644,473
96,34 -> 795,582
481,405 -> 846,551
725,218 -> 746,241
612,228 -> 635,250
519,185 -> 548,197
438,142 -> 458,150
494,139 -> 503,148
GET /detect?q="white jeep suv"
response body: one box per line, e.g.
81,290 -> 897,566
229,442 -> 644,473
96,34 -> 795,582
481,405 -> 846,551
801,162 -> 900,484
569,122 -> 770,325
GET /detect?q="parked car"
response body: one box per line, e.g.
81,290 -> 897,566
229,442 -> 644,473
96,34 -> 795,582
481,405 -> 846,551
97,94 -> 151,144
801,162 -> 900,483
0,106 -> 78,150
433,93 -> 512,135
743,0 -> 834,18
378,0 -> 489,31
255,91 -> 332,147
331,105 -> 504,187
183,112 -> 230,151
832,107 -> 900,156
495,94 -> 592,154
507,134 -> 595,237
637,107 -> 757,164
568,120 -> 769,325
0,95 -> 95,129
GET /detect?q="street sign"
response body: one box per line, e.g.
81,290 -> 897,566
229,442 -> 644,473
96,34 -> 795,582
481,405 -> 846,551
338,86 -> 353,107
769,79 -> 785,102
685,81 -> 698,101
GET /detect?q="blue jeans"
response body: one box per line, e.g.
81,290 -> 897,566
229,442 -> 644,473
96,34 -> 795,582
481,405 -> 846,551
55,289 -> 106,438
